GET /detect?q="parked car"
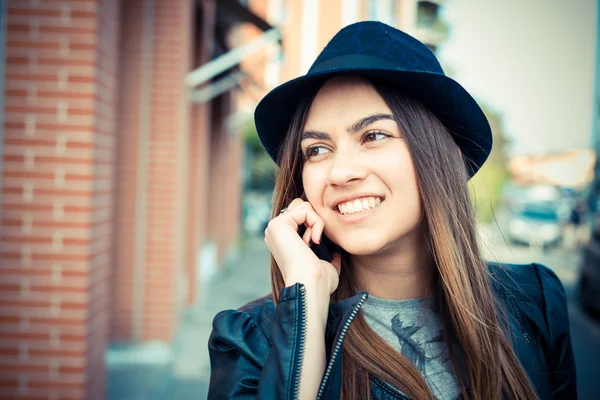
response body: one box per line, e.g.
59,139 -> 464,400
507,204 -> 562,248
579,215 -> 600,316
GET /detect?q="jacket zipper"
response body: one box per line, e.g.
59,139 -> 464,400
316,293 -> 368,399
510,297 -> 532,345
292,285 -> 308,400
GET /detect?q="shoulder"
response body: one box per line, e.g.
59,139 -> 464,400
238,293 -> 276,339
487,261 -> 569,336
487,261 -> 566,305
210,293 -> 275,347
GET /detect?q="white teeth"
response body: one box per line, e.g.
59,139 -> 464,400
336,196 -> 382,215
346,202 -> 354,213
353,199 -> 363,212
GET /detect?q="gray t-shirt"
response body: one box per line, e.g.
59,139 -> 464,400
361,295 -> 462,400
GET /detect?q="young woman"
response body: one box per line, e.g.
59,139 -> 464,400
207,21 -> 576,399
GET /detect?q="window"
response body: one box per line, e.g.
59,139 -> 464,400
416,1 -> 440,28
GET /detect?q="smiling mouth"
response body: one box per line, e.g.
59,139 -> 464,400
336,196 -> 383,215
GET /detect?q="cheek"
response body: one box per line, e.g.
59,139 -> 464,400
378,150 -> 422,207
301,166 -> 325,203
378,148 -> 418,185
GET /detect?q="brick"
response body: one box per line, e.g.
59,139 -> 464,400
7,8 -> 62,18
5,105 -> 62,114
37,90 -> 96,99
60,301 -> 87,311
27,381 -> 84,390
28,315 -> 87,326
6,78 -> 96,93
71,10 -> 96,19
3,146 -> 96,162
0,363 -> 48,373
1,219 -> 93,229
6,72 -> 58,81
12,0 -> 97,5
5,136 -> 94,147
5,113 -> 95,126
6,24 -> 29,33
29,283 -> 88,294
39,25 -> 97,35
0,299 -> 54,311
0,284 -> 20,293
58,365 -> 85,374
3,154 -> 97,165
6,95 -> 96,109
8,56 -> 96,68
0,394 -> 50,400
68,42 -> 96,52
0,347 -> 19,357
3,171 -> 94,181
0,249 -> 93,262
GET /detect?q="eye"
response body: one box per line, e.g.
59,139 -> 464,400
304,146 -> 330,159
363,131 -> 389,143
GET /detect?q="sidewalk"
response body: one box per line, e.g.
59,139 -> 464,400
107,237 -> 272,400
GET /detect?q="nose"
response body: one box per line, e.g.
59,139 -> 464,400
326,147 -> 367,187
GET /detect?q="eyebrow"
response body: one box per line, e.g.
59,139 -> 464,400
301,113 -> 395,141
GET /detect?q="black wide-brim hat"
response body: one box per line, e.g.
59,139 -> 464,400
254,21 -> 492,178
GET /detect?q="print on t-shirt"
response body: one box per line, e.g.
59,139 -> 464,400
391,313 -> 459,399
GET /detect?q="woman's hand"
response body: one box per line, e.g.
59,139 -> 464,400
264,198 -> 342,296
265,198 -> 341,400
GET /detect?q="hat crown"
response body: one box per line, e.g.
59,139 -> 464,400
309,21 -> 444,75
254,21 -> 492,178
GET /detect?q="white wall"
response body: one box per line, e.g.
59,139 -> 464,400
440,0 -> 598,156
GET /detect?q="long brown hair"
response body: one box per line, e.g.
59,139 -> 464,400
268,76 -> 537,399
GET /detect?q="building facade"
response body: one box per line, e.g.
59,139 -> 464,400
0,0 -> 448,398
239,0 -> 448,112
0,0 -> 275,398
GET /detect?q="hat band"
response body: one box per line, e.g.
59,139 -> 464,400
309,54 -> 401,74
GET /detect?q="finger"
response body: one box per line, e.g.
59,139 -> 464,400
287,198 -> 305,210
302,226 -> 312,245
281,202 -> 322,232
311,220 -> 324,244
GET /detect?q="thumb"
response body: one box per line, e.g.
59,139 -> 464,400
330,252 -> 342,276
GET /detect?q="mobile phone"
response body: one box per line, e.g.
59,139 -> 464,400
297,225 -> 336,262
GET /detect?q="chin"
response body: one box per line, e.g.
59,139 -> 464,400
335,236 -> 389,256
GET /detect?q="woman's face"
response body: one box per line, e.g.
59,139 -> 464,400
301,76 -> 423,256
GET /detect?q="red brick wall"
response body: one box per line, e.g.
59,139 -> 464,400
111,0 -> 194,342
0,0 -> 120,398
207,92 -> 243,264
187,0 -> 216,305
110,0 -> 143,342
144,0 -> 193,341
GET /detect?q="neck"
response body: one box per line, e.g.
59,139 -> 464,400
350,231 -> 435,300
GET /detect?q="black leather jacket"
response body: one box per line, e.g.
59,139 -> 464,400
208,263 -> 577,399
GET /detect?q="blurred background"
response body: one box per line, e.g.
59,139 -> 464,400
0,0 -> 598,399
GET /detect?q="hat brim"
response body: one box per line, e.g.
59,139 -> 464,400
254,67 -> 492,178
